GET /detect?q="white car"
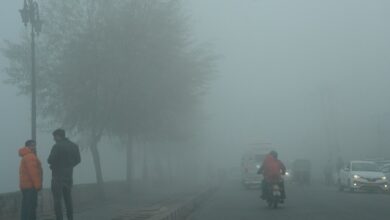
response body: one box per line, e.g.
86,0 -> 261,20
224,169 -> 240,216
339,161 -> 388,192
382,164 -> 390,181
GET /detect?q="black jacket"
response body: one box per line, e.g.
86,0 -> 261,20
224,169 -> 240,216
48,138 -> 81,184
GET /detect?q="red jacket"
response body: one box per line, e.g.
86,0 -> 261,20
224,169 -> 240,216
19,147 -> 42,190
259,154 -> 286,183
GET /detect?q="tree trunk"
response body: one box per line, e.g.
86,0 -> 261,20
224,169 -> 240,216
126,135 -> 133,187
167,150 -> 173,184
89,133 -> 105,198
155,156 -> 164,184
142,142 -> 149,183
90,140 -> 104,185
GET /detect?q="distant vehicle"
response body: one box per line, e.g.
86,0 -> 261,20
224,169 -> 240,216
241,149 -> 268,188
381,164 -> 390,182
291,159 -> 311,185
339,161 -> 388,192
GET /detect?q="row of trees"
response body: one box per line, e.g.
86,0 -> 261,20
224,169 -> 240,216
2,0 -> 215,189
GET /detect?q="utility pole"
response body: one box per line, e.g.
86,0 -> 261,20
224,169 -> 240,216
19,0 -> 42,141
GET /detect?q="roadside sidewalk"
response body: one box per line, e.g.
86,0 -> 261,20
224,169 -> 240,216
40,182 -> 206,220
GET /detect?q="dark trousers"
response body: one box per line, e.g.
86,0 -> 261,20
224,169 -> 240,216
21,189 -> 38,220
52,180 -> 73,220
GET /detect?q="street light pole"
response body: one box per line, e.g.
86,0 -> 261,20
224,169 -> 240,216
19,0 -> 41,142
31,20 -> 36,142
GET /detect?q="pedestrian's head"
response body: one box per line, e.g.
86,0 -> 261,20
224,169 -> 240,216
52,129 -> 66,142
25,140 -> 36,152
270,150 -> 278,159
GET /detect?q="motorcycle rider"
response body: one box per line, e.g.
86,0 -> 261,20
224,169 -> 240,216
258,151 -> 286,201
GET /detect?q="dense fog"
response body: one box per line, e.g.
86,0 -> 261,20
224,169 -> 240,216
1,0 -> 390,194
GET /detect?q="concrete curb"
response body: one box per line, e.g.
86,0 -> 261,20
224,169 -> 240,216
147,187 -> 217,220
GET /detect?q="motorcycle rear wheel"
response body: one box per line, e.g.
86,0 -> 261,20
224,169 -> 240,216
267,199 -> 279,209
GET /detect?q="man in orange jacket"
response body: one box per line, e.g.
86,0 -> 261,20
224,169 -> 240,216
19,140 -> 42,220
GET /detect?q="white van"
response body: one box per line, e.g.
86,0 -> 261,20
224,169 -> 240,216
241,151 -> 267,188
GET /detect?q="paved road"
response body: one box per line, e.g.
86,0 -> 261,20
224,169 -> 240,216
188,180 -> 390,220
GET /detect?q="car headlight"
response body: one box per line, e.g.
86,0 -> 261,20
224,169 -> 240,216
353,175 -> 360,179
382,176 -> 387,180
256,165 -> 261,169
285,172 -> 290,176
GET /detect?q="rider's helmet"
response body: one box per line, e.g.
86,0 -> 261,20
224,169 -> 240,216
270,150 -> 278,159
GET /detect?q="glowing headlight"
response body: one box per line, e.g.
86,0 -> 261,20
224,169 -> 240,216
353,175 -> 360,179
285,172 -> 290,176
382,176 -> 387,180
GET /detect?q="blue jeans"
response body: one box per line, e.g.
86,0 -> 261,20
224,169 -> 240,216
20,189 -> 38,220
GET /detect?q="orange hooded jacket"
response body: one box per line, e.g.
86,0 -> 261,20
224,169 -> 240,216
19,147 -> 42,190
259,154 -> 286,183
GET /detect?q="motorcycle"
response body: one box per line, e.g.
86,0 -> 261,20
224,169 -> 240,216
265,182 -> 283,209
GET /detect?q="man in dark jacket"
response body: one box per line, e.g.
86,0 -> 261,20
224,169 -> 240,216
48,129 -> 81,220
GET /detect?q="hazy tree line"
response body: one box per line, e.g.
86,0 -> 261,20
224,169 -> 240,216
2,0 -> 215,190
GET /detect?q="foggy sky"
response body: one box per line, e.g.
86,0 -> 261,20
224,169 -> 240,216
187,0 -> 390,164
2,0 -> 390,192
